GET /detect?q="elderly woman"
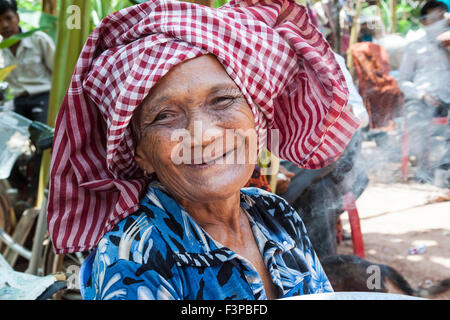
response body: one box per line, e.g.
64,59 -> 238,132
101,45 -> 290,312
47,0 -> 359,300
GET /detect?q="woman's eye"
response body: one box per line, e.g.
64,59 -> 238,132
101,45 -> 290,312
154,111 -> 175,122
211,96 -> 236,109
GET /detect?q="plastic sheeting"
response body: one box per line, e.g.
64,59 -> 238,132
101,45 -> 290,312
0,254 -> 57,300
0,107 -> 32,179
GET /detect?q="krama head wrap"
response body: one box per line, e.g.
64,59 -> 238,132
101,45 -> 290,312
48,0 -> 360,254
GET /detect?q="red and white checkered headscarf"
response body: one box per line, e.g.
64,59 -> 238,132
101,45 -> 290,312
48,0 -> 359,254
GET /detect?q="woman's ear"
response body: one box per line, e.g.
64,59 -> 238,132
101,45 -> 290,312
130,110 -> 155,176
134,145 -> 155,176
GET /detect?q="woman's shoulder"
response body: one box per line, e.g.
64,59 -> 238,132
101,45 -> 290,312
84,209 -> 182,300
241,187 -> 300,218
96,210 -> 169,267
240,187 -> 307,239
241,186 -> 286,202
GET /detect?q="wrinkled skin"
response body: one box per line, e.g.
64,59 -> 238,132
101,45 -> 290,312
132,54 -> 277,299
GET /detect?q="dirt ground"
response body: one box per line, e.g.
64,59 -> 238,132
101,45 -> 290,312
337,139 -> 450,300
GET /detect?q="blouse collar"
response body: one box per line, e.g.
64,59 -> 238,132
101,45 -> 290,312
140,183 -> 296,267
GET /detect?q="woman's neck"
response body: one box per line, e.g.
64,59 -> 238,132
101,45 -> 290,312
176,191 -> 244,237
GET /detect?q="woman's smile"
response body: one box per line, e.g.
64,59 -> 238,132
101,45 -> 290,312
133,54 -> 256,202
188,147 -> 235,166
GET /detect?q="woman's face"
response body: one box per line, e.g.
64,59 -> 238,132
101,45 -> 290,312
133,54 -> 257,203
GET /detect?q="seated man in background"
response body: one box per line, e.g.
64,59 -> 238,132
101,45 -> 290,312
277,52 -> 369,259
0,0 -> 55,123
398,0 -> 450,182
0,0 -> 55,204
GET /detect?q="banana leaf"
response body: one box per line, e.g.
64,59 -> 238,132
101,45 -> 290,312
214,0 -> 229,8
16,0 -> 41,11
0,27 -> 48,49
18,9 -> 58,41
129,0 -> 148,4
91,0 -> 138,24
0,65 -> 17,82
47,0 -> 92,127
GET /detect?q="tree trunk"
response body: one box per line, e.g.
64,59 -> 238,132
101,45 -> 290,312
181,0 -> 214,7
42,0 -> 58,16
391,0 -> 398,34
333,0 -> 342,54
347,0 -> 364,76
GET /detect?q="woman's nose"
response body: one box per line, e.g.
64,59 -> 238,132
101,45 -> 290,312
185,111 -> 222,148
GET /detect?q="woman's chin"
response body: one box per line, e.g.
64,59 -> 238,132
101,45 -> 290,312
165,164 -> 253,202
184,178 -> 245,201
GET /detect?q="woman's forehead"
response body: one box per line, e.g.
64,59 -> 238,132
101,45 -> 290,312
144,54 -> 239,104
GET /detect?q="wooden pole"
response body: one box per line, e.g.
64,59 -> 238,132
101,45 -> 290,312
347,0 -> 363,75
391,0 -> 398,33
42,0 -> 58,16
334,0 -> 342,54
181,0 -> 215,7
258,150 -> 280,194
376,0 -> 384,34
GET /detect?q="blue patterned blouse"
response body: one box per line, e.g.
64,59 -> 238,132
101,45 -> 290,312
80,184 -> 333,300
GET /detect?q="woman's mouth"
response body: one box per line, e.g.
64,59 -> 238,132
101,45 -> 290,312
187,148 -> 237,168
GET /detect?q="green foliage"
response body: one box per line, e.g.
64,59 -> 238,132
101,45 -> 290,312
89,0 -> 231,26
0,26 -> 47,48
16,0 -> 41,12
395,0 -> 422,35
17,10 -> 58,41
362,0 -> 422,35
214,0 -> 230,8
0,1 -> 57,48
91,0 -> 137,25
12,0 -> 234,37
10,0 -> 138,47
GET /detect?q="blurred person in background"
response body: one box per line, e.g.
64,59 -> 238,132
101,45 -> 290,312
0,0 -> 55,204
0,0 -> 54,123
398,0 -> 450,183
278,51 -> 369,259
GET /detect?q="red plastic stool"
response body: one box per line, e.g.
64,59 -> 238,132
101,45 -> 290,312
401,122 -> 409,181
401,117 -> 448,181
342,192 -> 365,258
